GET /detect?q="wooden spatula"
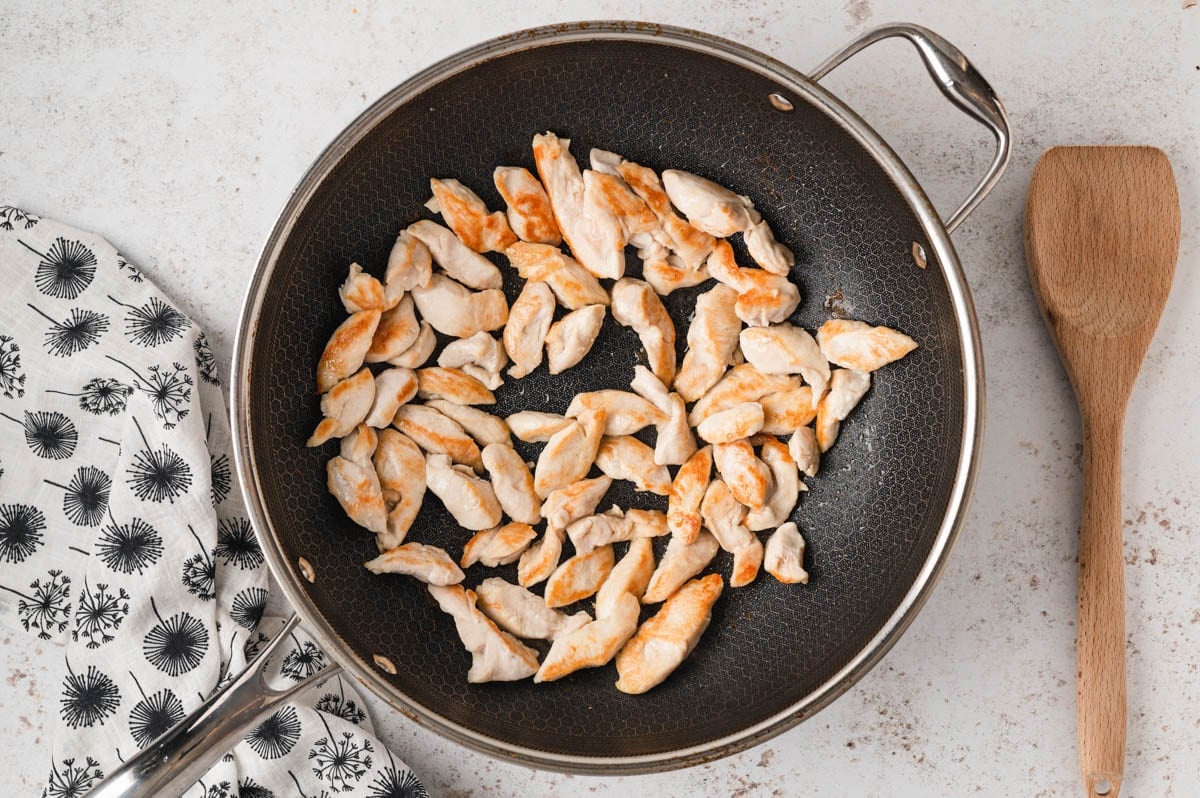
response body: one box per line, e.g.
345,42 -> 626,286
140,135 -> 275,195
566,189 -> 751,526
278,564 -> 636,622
1025,146 -> 1180,797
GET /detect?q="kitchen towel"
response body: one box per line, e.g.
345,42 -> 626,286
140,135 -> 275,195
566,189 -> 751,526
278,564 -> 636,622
0,205 -> 428,797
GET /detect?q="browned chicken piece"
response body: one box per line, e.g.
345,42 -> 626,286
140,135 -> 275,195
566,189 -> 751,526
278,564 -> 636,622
594,435 -> 672,495
416,367 -> 496,406
505,241 -> 610,310
566,507 -> 668,555
764,522 -> 809,584
674,284 -> 741,402
407,219 -> 503,289
544,544 -> 615,608
327,455 -> 387,533
545,304 -> 606,374
643,529 -> 720,604
428,177 -> 518,253
656,393 -> 697,466
386,320 -> 436,368
506,410 -> 573,443
541,476 -> 612,530
697,402 -> 765,444
307,367 -> 375,446
338,423 -> 378,468
595,538 -> 655,618
759,387 -> 817,435
610,277 -> 677,385
410,274 -> 508,338
424,453 -> 503,530
788,425 -> 820,477
815,368 -> 871,452
481,443 -> 542,525
373,429 -> 426,550
700,479 -> 763,587
493,166 -> 562,245
643,255 -> 710,296
566,389 -> 667,436
746,436 -> 801,531
668,446 -> 713,543
713,440 -> 772,509
365,542 -> 464,586
460,522 -> 538,568
743,219 -> 794,276
427,584 -> 540,682
535,591 -> 640,683
706,240 -> 800,327
393,404 -> 483,472
504,280 -> 556,378
426,399 -> 511,448
437,331 -> 508,390
583,169 -> 658,239
661,169 -> 758,237
475,578 -> 590,640
617,160 -> 715,269
316,310 -> 381,393
740,323 -> 830,405
517,526 -> 566,588
365,294 -> 421,364
688,363 -> 798,426
339,262 -> 391,313
384,231 -> 433,304
533,407 -> 606,498
615,572 -> 724,694
363,367 -> 418,428
816,319 -> 918,372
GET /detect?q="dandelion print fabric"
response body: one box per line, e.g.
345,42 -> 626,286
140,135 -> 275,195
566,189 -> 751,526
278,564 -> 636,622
0,208 -> 426,797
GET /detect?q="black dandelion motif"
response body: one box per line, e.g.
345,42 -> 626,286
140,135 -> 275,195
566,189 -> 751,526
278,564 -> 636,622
0,205 -> 39,231
0,502 -> 46,563
194,331 -> 219,385
280,635 -> 326,681
126,416 -> 192,502
245,705 -> 302,760
46,465 -> 111,526
315,677 -> 367,726
244,629 -> 270,662
143,597 -> 209,677
209,452 -> 231,506
46,376 -> 133,416
110,295 -> 190,347
308,712 -> 374,793
127,673 -> 185,748
22,237 -> 97,300
2,409 -> 78,460
215,517 -> 263,570
28,304 -> 109,357
230,586 -> 268,631
196,780 -> 233,798
45,756 -> 103,798
1,568 -> 71,639
367,751 -> 429,798
237,777 -> 275,798
73,579 -> 130,649
182,526 -> 216,601
60,658 -> 120,729
116,253 -> 144,282
107,356 -> 193,428
96,512 -> 163,574
0,335 -> 25,399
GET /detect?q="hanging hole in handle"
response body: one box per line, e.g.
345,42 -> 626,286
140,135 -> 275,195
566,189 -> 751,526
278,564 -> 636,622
1094,780 -> 1112,796
768,93 -> 795,112
297,556 -> 316,583
911,242 -> 928,269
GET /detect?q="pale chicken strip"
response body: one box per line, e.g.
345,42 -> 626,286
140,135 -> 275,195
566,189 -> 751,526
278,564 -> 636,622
518,526 -> 565,588
481,443 -> 542,524
410,274 -> 508,338
667,446 -> 712,543
674,284 -> 741,402
545,304 -> 606,374
688,363 -> 798,426
595,538 -> 655,619
386,320 -> 436,368
740,324 -> 831,404
544,544 -> 615,608
610,277 -> 677,384
713,440 -> 772,509
460,522 -> 538,568
407,219 -> 503,289
365,294 -> 421,363
339,262 -> 390,313
327,455 -> 387,533
661,169 -> 759,237
417,367 -> 496,406
566,390 -> 666,436
506,410 -> 573,443
643,529 -> 720,604
428,178 -> 517,253
696,402 -> 765,445
365,542 -> 464,586
700,479 -> 763,587
505,241 -> 609,310
617,160 -> 715,269
493,166 -> 562,245
628,364 -> 670,411
789,425 -> 820,477
706,240 -> 800,327
338,424 -> 377,468
427,584 -> 540,683
542,476 -> 612,531
393,404 -> 483,472
744,219 -> 794,276
567,507 -> 668,556
535,591 -> 640,683
643,255 -> 710,296
424,453 -> 503,530
532,132 -> 625,280
476,578 -> 590,641
816,368 -> 871,452
316,310 -> 380,393
764,522 -> 809,584
373,429 -> 426,550
655,393 -> 697,466
594,435 -> 672,495
461,365 -> 503,392
816,319 -> 918,372
384,231 -> 433,304
533,407 -> 605,498
746,436 -> 801,531
307,368 -> 375,446
615,572 -> 724,694
759,387 -> 817,435
426,399 -> 511,448
363,367 -> 418,428
504,280 -> 555,378
437,331 -> 508,386
588,148 -> 622,176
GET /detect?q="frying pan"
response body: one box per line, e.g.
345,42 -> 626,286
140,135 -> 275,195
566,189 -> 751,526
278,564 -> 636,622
92,21 -> 1010,796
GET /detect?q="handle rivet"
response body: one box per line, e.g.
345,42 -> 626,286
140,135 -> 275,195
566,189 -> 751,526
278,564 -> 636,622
768,93 -> 794,112
912,242 -> 928,269
373,654 -> 398,675
297,557 -> 316,583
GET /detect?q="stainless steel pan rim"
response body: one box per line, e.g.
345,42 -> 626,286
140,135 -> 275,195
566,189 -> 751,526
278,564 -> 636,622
230,21 -> 989,775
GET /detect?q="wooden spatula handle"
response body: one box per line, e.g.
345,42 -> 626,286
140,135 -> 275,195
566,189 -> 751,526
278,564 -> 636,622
1077,412 -> 1127,797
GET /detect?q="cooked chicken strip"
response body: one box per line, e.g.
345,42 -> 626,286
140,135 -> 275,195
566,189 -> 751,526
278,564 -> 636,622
493,166 -> 562,245
594,436 -> 672,495
427,584 -> 540,683
788,425 -> 820,477
643,529 -> 720,604
481,443 -> 542,524
628,364 -> 670,411
595,538 -> 655,618
460,522 -> 538,568
428,178 -> 517,253
339,262 -> 390,313
764,522 -> 809,584
706,240 -> 800,327
617,160 -> 715,269
759,387 -> 817,435
688,363 -> 798,426
518,526 -> 566,588
426,399 -> 511,448
545,304 -> 606,374
416,367 -> 496,406
424,453 -> 503,530
713,440 -> 772,509
438,331 -> 508,377
308,367 -> 375,446
668,446 -> 713,543
744,219 -> 794,276
339,424 -> 377,468
386,320 -> 436,368
643,255 -> 711,296
566,390 -> 666,436
567,507 -> 668,556
817,319 -> 918,372
544,544 -> 615,608
504,280 -> 555,378
615,572 -> 724,694
407,219 -> 503,290
506,410 -> 573,443
505,241 -> 610,309
393,404 -> 483,472
583,169 -> 658,239
697,402 -> 765,445
747,436 -> 800,531
363,367 -> 418,428
675,284 -> 741,402
410,274 -> 508,338
316,310 -> 380,393
384,230 -> 433,304
535,591 -> 639,683
740,324 -> 830,405
476,578 -> 590,641
533,407 -> 605,498
655,393 -> 697,466
661,169 -> 758,237
533,132 -> 625,280
588,148 -> 622,176
610,277 -> 677,384
373,429 -> 426,550
541,476 -> 612,530
327,455 -> 387,533
365,293 -> 421,363
816,368 -> 871,452
365,542 -> 464,586
700,479 -> 763,587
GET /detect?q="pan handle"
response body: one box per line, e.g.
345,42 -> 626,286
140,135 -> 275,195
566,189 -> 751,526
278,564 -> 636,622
809,23 -> 1011,235
86,614 -> 342,798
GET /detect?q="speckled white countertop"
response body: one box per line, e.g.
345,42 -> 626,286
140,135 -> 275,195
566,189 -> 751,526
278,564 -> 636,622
2,1 -> 1197,795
